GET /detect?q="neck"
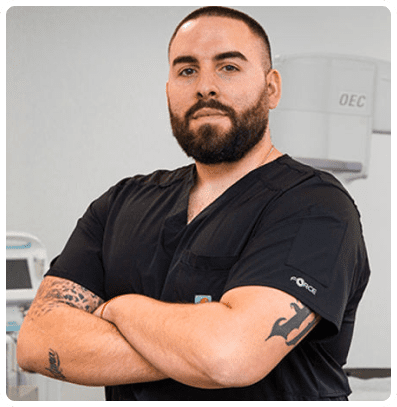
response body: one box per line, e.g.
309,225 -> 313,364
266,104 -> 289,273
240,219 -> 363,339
193,131 -> 281,191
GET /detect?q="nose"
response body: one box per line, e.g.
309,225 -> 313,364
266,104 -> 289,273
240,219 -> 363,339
196,71 -> 219,100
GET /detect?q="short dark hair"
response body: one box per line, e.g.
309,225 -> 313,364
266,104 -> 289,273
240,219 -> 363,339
168,6 -> 272,69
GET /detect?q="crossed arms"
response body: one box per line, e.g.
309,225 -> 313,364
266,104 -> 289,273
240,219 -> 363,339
17,275 -> 320,388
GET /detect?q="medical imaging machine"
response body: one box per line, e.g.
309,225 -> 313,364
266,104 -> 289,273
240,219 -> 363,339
6,232 -> 60,401
271,54 -> 391,182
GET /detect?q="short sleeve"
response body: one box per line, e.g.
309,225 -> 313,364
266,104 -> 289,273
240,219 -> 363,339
45,179 -> 130,300
223,181 -> 364,340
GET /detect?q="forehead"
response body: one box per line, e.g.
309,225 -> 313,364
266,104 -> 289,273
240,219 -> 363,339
170,16 -> 264,63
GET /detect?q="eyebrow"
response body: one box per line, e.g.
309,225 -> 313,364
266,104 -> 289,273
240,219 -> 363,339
172,55 -> 199,67
214,51 -> 248,63
172,51 -> 248,67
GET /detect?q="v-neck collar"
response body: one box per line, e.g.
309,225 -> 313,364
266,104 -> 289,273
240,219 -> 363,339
180,155 -> 288,226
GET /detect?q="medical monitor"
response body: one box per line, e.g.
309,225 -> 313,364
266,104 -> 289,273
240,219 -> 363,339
6,232 -> 47,307
7,259 -> 33,290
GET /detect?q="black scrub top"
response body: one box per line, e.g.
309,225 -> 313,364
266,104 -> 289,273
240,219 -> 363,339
46,155 -> 370,401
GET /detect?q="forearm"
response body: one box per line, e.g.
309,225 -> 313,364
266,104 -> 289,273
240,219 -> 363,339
103,295 -> 235,389
17,305 -> 167,387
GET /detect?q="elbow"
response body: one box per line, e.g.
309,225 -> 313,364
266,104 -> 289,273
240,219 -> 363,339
16,341 -> 30,372
16,322 -> 37,372
210,360 -> 262,388
16,333 -> 30,371
16,348 -> 32,373
207,344 -> 268,388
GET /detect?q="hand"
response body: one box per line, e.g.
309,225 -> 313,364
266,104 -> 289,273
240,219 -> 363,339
93,302 -> 108,319
93,296 -> 123,321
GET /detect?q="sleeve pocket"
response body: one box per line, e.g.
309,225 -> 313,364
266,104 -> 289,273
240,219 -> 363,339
285,212 -> 347,288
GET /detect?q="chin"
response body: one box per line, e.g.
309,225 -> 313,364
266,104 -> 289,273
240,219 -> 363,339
189,119 -> 232,137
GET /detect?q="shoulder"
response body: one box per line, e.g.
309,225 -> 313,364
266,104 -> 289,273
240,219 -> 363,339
129,164 -> 194,188
262,155 -> 360,223
109,164 -> 194,197
87,164 -> 194,215
77,165 -> 193,228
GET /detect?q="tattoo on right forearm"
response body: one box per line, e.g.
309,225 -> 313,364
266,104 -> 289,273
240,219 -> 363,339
28,278 -> 104,319
45,349 -> 66,381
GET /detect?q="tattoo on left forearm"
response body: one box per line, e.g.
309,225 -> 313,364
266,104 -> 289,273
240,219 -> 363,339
266,302 -> 319,346
45,349 -> 66,380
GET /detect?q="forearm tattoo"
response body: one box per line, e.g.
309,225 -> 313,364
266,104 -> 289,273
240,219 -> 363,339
28,277 -> 104,320
45,349 -> 66,381
266,302 -> 319,346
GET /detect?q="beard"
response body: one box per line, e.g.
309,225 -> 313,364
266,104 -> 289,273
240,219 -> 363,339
168,88 -> 269,164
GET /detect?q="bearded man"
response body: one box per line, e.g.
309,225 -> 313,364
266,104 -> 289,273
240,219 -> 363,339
18,6 -> 370,401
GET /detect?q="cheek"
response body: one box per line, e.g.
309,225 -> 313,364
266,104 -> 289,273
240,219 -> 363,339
167,88 -> 189,117
224,82 -> 263,112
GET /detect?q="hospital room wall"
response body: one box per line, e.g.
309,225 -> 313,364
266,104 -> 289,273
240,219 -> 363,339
6,6 -> 391,371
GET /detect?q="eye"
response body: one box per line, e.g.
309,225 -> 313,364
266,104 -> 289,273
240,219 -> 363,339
179,67 -> 197,77
221,65 -> 239,73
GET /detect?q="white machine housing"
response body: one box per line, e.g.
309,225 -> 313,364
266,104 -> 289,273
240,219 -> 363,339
6,232 -> 47,308
270,54 -> 391,181
6,232 -> 49,400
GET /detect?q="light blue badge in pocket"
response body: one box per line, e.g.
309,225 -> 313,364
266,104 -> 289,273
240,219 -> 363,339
195,295 -> 212,304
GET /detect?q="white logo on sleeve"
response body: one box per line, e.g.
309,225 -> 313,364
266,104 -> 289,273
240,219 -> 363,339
290,276 -> 317,295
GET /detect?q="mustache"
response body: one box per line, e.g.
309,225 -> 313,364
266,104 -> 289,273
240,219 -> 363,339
185,99 -> 236,121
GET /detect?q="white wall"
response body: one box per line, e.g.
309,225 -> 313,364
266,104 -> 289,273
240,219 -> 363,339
6,6 -> 391,397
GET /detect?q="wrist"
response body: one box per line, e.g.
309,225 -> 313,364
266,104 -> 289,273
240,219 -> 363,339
100,296 -> 121,322
102,294 -> 139,324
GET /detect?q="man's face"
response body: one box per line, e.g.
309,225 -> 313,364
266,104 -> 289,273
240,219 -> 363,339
167,16 -> 271,164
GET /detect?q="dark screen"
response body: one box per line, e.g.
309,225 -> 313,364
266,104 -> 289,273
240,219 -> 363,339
7,259 -> 32,290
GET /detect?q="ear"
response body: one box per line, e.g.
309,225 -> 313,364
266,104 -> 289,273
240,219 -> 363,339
266,69 -> 282,110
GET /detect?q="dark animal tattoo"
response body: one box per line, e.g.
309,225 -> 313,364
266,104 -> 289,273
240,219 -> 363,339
266,302 -> 318,346
28,277 -> 104,320
45,349 -> 66,380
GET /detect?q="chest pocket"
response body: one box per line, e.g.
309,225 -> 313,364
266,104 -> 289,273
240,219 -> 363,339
160,250 -> 238,303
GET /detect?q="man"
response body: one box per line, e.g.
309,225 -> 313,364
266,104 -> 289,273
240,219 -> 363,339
17,7 -> 370,401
